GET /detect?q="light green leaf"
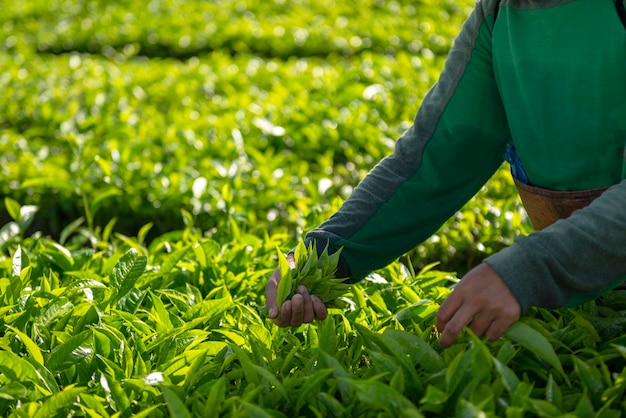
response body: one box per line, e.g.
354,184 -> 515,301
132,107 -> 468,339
20,177 -> 75,191
42,242 -> 74,271
6,325 -> 44,365
181,296 -> 232,322
159,245 -> 190,275
46,330 -> 92,372
35,297 -> 74,328
33,385 -> 85,418
59,217 -> 85,245
100,373 -> 130,412
109,248 -> 147,305
4,197 -> 21,222
276,263 -> 293,308
12,245 -> 24,277
150,291 -> 173,332
18,205 -> 38,231
0,350 -> 41,383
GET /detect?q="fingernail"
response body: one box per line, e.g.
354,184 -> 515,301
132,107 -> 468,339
269,308 -> 277,318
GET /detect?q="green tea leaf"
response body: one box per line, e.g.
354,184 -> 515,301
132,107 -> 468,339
295,369 -> 334,413
572,357 -> 605,406
204,377 -> 226,418
161,386 -> 192,418
342,378 -> 419,415
20,177 -> 75,192
231,344 -> 260,386
545,374 -> 562,410
241,401 -> 275,418
33,385 -> 86,418
276,249 -> 294,307
6,325 -> 44,366
46,330 -> 92,372
159,245 -> 190,275
109,248 -> 147,306
505,321 -> 565,377
0,350 -> 41,383
316,392 -> 346,417
101,373 -> 130,412
492,356 -> 520,393
4,197 -> 21,222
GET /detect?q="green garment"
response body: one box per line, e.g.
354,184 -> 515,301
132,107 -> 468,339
305,0 -> 626,313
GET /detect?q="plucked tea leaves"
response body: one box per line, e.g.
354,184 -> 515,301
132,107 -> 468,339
275,239 -> 350,311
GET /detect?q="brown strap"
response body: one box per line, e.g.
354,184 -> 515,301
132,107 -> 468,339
514,179 -> 609,230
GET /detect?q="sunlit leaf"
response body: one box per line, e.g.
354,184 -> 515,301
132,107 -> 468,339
32,385 -> 85,418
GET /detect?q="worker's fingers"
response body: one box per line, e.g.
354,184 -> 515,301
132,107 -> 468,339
286,253 -> 296,268
267,253 -> 334,328
484,310 -> 520,341
265,267 -> 281,319
311,295 -> 328,321
290,294 -> 305,327
468,313 -> 495,339
437,263 -> 521,348
438,304 -> 474,348
435,284 -> 464,333
297,286 -> 315,323
273,300 -> 292,327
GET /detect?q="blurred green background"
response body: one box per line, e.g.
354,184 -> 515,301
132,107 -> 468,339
0,0 -> 529,273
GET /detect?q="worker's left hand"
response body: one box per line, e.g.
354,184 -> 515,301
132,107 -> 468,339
435,262 -> 521,348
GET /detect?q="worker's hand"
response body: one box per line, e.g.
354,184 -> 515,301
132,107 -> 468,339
265,254 -> 328,327
436,262 -> 521,348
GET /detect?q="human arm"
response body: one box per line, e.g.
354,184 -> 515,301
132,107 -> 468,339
437,179 -> 626,347
485,179 -> 626,313
266,0 -> 512,328
305,0 -> 509,281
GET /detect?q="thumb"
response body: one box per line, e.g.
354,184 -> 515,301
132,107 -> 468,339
265,267 -> 281,318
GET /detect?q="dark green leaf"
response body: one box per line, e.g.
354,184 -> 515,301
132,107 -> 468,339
505,321 -> 565,378
161,386 -> 192,418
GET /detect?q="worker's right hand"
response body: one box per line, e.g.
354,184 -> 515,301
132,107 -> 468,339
265,254 -> 329,327
435,262 -> 521,348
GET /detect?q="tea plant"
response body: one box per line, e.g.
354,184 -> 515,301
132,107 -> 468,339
1,0 -> 625,416
1,200 -> 625,416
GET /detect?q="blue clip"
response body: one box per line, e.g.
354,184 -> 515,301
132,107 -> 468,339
504,142 -> 529,185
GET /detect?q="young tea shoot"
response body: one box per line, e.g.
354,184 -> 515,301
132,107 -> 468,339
276,239 -> 350,310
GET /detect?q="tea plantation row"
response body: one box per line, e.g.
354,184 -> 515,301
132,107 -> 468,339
1,0 -> 625,416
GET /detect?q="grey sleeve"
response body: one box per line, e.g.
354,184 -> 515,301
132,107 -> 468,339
485,178 -> 626,313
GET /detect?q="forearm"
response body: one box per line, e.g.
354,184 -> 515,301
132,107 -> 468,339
485,179 -> 626,313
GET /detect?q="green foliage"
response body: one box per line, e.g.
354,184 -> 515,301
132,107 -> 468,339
1,0 -> 625,416
1,216 -> 623,416
276,239 -> 349,309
